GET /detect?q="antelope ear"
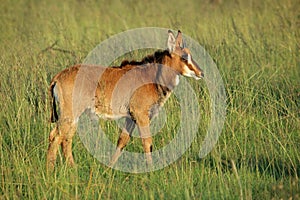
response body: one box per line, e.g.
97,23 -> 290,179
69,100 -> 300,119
175,30 -> 183,48
167,30 -> 176,52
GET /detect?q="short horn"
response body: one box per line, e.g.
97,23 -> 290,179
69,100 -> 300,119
175,30 -> 183,47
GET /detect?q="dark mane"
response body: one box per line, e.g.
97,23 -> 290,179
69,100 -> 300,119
119,50 -> 171,67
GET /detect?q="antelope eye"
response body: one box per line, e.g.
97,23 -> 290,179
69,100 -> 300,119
181,54 -> 188,61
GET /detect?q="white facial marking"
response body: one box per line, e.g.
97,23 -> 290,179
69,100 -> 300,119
183,64 -> 201,80
187,54 -> 192,65
183,64 -> 196,77
175,75 -> 180,85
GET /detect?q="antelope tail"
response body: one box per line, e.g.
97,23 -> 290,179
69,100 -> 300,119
49,81 -> 59,122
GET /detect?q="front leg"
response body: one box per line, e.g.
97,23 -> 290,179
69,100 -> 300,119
137,124 -> 153,165
109,117 -> 135,167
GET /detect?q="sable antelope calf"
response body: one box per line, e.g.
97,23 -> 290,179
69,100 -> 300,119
47,30 -> 204,170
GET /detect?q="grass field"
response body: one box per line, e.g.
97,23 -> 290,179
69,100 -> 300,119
0,0 -> 299,199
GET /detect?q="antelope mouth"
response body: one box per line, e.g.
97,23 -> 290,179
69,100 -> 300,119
198,72 -> 204,79
193,73 -> 204,80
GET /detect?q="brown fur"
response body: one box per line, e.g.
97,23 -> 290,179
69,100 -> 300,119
46,30 -> 204,170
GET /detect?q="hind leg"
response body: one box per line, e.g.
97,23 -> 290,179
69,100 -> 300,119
47,120 -> 76,170
60,121 -> 77,167
47,126 -> 61,171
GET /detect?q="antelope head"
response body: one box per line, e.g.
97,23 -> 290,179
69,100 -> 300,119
167,30 -> 204,80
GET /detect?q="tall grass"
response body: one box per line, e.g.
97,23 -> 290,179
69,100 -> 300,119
0,0 -> 299,199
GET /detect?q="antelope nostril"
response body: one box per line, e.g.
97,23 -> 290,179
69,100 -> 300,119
201,72 -> 204,78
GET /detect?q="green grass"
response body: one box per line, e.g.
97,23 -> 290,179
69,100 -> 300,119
0,0 -> 299,199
